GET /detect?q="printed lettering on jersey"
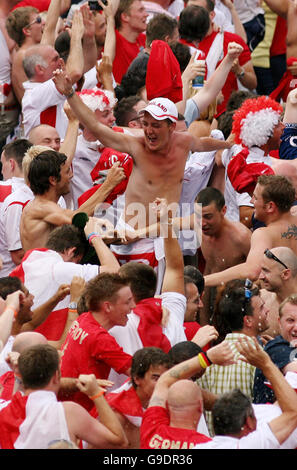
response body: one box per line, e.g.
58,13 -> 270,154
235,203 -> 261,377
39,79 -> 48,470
149,434 -> 195,449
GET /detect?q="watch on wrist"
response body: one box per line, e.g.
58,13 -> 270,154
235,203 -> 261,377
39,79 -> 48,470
65,87 -> 75,98
69,301 -> 77,310
237,69 -> 245,79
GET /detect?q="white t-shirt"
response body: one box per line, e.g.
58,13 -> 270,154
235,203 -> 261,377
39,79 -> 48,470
108,292 -> 187,390
70,134 -> 102,209
14,391 -> 70,449
222,146 -> 276,221
254,403 -> 297,450
195,421 -> 280,449
233,0 -> 264,24
22,79 -> 68,139
0,30 -> 11,85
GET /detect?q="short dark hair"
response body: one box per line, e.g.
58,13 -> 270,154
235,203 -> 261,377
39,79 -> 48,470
217,279 -> 260,332
18,344 -> 60,390
184,265 -> 204,295
226,90 -> 258,113
131,347 -> 172,388
212,389 -> 254,436
168,341 -> 203,366
2,139 -> 32,171
28,150 -> 67,195
117,57 -> 147,99
170,41 -> 191,73
196,187 -> 225,211
84,272 -> 129,311
119,261 -> 157,303
0,276 -> 22,300
217,111 -> 234,140
178,5 -> 210,43
54,30 -> 71,63
46,224 -> 87,258
113,95 -> 143,127
145,14 -> 178,47
257,175 -> 295,213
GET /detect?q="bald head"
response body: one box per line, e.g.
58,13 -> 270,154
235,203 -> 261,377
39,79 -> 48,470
12,332 -> 47,354
270,247 -> 297,277
167,379 -> 202,409
29,125 -> 61,151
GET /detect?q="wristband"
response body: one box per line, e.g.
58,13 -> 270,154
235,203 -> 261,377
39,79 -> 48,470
87,232 -> 100,244
65,87 -> 75,99
90,390 -> 105,400
198,352 -> 212,369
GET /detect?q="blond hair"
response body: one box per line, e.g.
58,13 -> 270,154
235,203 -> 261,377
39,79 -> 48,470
22,145 -> 51,185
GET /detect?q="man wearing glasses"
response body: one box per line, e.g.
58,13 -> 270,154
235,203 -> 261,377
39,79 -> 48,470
258,247 -> 297,336
6,7 -> 45,103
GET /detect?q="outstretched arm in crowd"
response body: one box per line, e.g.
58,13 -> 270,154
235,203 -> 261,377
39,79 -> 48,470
64,373 -> 128,448
148,340 -> 235,409
0,291 -> 24,352
237,336 -> 297,445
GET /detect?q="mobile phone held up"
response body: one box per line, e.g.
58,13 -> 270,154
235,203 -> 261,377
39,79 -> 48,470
88,0 -> 108,11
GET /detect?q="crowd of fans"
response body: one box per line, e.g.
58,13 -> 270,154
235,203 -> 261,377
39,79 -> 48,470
0,0 -> 297,451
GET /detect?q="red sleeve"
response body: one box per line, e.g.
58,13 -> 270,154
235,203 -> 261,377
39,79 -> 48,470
11,0 -> 50,11
93,329 -> 132,374
140,406 -> 169,449
224,32 -> 252,66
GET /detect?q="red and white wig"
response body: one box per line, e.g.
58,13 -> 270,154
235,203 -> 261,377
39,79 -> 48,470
232,96 -> 283,148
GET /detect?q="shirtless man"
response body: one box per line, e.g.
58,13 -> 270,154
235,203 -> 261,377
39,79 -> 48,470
52,74 -> 235,231
196,187 -> 251,324
20,149 -> 125,251
204,174 -> 297,288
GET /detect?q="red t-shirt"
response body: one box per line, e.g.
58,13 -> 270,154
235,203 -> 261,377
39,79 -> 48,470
0,392 -> 28,449
60,312 -> 132,411
113,30 -> 146,84
140,406 -> 212,449
270,17 -> 287,57
0,371 -> 15,401
11,0 -> 50,11
199,31 -> 251,116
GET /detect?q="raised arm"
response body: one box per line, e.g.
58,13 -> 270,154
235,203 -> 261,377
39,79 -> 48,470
80,3 -> 97,73
60,101 -> 79,164
204,227 -> 270,287
65,10 -> 85,84
191,42 -> 243,115
0,291 -> 24,351
283,88 -> 297,124
40,0 -> 63,46
264,0 -> 288,18
53,68 -> 136,154
237,336 -> 297,445
148,340 -> 235,408
84,217 -> 120,273
66,373 -> 128,448
220,0 -> 247,42
20,284 -> 70,332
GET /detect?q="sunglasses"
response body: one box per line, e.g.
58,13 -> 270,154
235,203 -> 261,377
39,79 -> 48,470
264,248 -> 288,270
25,16 -> 42,28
